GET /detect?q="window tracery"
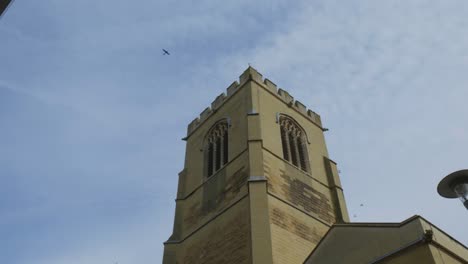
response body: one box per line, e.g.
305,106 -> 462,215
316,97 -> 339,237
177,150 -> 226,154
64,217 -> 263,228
205,120 -> 229,177
279,116 -> 310,172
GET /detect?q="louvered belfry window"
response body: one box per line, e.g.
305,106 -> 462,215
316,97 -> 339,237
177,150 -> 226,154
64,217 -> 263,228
205,121 -> 229,177
279,116 -> 310,172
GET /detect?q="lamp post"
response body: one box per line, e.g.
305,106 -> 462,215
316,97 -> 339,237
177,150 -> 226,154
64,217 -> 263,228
437,170 -> 468,210
0,0 -> 12,17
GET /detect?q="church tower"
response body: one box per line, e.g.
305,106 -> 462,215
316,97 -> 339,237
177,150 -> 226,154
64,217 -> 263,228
163,67 -> 349,264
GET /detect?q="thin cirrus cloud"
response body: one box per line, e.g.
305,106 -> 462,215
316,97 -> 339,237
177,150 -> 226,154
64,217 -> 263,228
223,0 -> 468,242
1,0 -> 467,263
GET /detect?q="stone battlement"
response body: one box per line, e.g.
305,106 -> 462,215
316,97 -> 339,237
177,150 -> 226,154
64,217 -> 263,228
187,67 -> 322,136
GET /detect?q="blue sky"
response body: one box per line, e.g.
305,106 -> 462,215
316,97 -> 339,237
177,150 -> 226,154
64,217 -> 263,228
1,1 -> 468,263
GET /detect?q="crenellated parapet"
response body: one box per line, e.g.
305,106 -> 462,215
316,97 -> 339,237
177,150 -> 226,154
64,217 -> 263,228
186,67 -> 323,136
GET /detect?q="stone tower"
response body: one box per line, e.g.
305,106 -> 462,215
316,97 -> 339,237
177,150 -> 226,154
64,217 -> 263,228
163,67 -> 349,264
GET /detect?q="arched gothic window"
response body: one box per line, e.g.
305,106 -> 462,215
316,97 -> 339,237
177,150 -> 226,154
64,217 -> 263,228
279,116 -> 310,172
205,120 -> 229,177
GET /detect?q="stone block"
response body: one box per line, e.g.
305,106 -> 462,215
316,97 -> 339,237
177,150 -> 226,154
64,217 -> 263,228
278,89 -> 294,105
240,66 -> 263,83
294,101 -> 307,115
211,93 -> 226,110
187,117 -> 200,135
200,107 -> 212,122
227,81 -> 239,96
263,78 -> 278,93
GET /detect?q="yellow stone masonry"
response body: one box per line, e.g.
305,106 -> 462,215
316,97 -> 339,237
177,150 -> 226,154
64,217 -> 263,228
164,67 -> 349,264
163,66 -> 467,264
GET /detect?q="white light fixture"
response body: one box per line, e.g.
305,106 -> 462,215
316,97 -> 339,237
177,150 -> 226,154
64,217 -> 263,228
437,170 -> 468,210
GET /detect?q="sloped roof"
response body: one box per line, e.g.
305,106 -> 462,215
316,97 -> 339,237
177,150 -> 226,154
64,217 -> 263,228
304,215 -> 468,264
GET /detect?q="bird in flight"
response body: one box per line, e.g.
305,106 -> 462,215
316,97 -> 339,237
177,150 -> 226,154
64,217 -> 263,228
162,49 -> 170,55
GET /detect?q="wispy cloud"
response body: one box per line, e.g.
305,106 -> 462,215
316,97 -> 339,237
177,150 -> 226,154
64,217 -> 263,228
1,0 -> 467,263
221,0 -> 468,235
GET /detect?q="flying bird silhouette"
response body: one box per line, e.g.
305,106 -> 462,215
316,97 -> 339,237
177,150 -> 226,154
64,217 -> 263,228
162,49 -> 170,55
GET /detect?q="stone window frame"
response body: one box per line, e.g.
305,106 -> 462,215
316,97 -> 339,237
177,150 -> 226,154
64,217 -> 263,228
277,114 -> 311,172
204,119 -> 230,178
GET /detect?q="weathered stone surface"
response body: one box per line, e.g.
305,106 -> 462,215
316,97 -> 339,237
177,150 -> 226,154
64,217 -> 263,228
183,205 -> 251,264
279,173 -> 335,223
183,167 -> 248,230
165,67 -> 346,264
